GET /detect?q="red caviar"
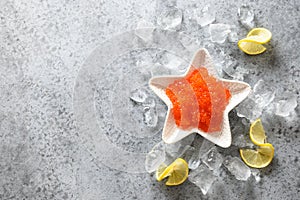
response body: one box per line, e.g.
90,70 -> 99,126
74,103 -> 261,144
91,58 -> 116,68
166,67 -> 231,132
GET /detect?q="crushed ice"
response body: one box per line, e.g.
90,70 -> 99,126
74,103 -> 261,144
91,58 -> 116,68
209,24 -> 231,44
238,5 -> 255,29
135,19 -> 155,42
157,7 -> 183,30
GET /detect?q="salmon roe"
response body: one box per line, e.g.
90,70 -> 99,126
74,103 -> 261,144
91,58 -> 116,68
165,67 -> 231,133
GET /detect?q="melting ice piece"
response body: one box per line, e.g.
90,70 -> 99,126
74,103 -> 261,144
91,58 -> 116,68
223,156 -> 251,181
201,146 -> 224,171
209,24 -> 231,43
195,5 -> 216,27
130,88 -> 148,103
188,164 -> 217,195
143,107 -> 158,127
145,142 -> 166,173
135,19 -> 155,41
275,93 -> 297,117
157,7 -> 183,30
238,5 -> 255,29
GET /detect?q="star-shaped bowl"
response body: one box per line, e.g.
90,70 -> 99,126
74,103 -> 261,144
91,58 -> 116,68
149,48 -> 251,148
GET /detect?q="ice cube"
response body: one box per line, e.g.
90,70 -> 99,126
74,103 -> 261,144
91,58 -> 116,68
188,164 -> 217,195
130,88 -> 148,103
251,168 -> 261,183
231,120 -> 254,148
178,32 -> 200,52
163,144 -> 191,166
228,31 -> 239,43
236,98 -> 259,121
222,56 -> 238,77
160,53 -> 183,71
135,19 -> 155,41
199,139 -> 215,156
185,136 -> 203,170
236,79 -> 276,121
165,134 -> 195,158
151,63 -> 171,76
136,58 -> 154,70
275,93 -> 297,117
202,146 -> 224,171
209,24 -> 231,44
232,133 -> 254,148
145,142 -> 166,173
238,5 -> 255,29
211,50 -> 231,76
181,145 -> 202,170
223,156 -> 251,181
188,154 -> 202,170
253,79 -> 275,108
227,66 -> 249,81
195,5 -> 216,27
157,7 -> 183,30
232,66 -> 248,81
180,145 -> 194,159
143,107 -> 158,127
142,97 -> 156,108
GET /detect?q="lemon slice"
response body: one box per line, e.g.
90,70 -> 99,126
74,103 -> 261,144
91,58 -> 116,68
156,158 -> 189,186
249,118 -> 267,145
240,143 -> 274,168
155,163 -> 167,180
246,28 -> 272,44
238,39 -> 266,55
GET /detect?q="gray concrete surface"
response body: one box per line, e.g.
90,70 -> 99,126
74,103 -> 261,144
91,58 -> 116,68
0,0 -> 299,199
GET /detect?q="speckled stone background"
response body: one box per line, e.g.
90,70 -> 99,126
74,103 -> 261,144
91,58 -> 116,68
0,0 -> 299,199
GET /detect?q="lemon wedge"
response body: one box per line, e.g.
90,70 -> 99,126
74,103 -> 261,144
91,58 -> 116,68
238,28 -> 272,55
156,158 -> 189,186
240,143 -> 274,168
247,28 -> 272,43
238,39 -> 266,55
249,118 -> 267,145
